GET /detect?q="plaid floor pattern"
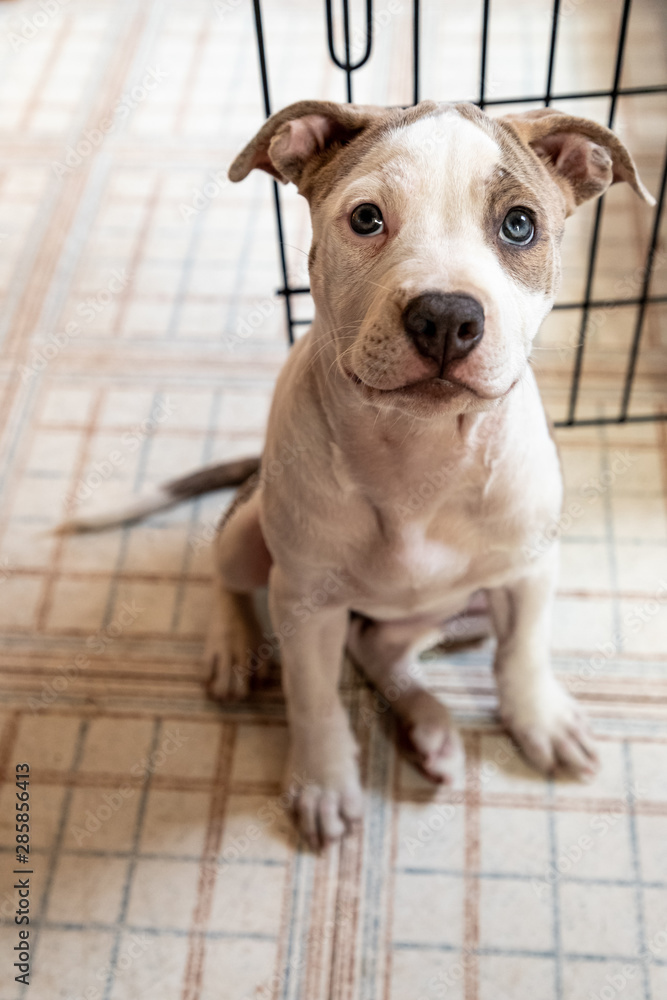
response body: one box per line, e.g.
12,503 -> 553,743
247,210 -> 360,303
0,1 -> 665,998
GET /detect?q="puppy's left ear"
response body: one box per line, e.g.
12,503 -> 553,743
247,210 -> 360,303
499,108 -> 655,213
228,99 -> 388,195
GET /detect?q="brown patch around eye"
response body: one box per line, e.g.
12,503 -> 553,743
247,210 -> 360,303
454,106 -> 565,298
484,171 -> 559,296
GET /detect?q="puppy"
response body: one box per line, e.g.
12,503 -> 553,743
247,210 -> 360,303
65,100 -> 653,846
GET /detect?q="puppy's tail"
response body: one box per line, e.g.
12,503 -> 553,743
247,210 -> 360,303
55,455 -> 261,535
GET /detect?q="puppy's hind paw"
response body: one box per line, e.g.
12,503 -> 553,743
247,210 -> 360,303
203,586 -> 278,702
204,617 -> 271,702
397,690 -> 464,785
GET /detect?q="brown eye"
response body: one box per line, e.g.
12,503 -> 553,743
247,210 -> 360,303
500,207 -> 535,246
350,203 -> 384,236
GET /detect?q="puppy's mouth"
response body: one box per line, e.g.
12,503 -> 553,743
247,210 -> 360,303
342,366 -> 516,403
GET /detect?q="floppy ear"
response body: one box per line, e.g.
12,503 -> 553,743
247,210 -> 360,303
499,108 -> 655,213
228,100 -> 387,193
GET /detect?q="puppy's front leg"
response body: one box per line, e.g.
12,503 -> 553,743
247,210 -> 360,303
489,549 -> 599,779
269,565 -> 363,847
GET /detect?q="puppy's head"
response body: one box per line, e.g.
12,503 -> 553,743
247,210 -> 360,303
231,100 -> 653,416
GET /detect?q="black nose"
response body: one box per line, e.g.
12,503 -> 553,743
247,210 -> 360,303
402,292 -> 485,373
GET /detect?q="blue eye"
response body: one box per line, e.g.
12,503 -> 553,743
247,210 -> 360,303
350,203 -> 384,235
500,208 -> 535,246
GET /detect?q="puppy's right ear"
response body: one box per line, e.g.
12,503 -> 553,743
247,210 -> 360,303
499,108 -> 655,213
228,100 -> 383,194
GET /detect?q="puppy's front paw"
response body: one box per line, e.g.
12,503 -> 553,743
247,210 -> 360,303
290,779 -> 364,850
286,727 -> 363,849
498,674 -> 598,779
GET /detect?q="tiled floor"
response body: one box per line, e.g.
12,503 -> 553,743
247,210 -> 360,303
0,1 -> 665,998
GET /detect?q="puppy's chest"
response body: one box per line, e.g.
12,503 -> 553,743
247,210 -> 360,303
386,522 -> 471,584
322,439 -> 560,603
360,488 -> 540,597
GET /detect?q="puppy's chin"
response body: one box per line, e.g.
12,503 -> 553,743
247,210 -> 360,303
341,364 -> 517,417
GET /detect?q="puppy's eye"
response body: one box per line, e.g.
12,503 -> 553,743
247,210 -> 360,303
499,208 -> 535,246
350,203 -> 384,236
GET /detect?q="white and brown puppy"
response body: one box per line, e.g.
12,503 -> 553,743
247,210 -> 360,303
65,100 -> 653,847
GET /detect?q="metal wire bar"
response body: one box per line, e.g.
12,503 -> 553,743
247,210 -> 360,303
413,0 -> 420,105
281,288 -> 667,311
253,0 -> 271,114
326,0 -> 374,103
343,0 -> 352,101
565,0 -> 634,425
545,0 -> 561,106
619,137 -> 667,419
252,0 -> 295,344
482,82 -> 667,106
554,414 -> 667,427
479,0 -> 491,108
554,294 -> 667,310
250,0 -> 665,425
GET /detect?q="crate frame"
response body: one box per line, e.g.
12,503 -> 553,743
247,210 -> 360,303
250,0 -> 667,427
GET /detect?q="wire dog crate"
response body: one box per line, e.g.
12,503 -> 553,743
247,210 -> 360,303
250,0 -> 666,428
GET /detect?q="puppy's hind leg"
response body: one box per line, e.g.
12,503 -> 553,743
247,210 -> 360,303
205,583 -> 268,700
205,483 -> 274,701
348,616 -> 463,784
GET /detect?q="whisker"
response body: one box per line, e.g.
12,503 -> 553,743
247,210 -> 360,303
280,242 -> 310,258
357,276 -> 397,296
300,327 -> 361,380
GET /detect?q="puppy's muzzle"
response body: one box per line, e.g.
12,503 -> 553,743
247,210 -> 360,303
402,292 -> 484,375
